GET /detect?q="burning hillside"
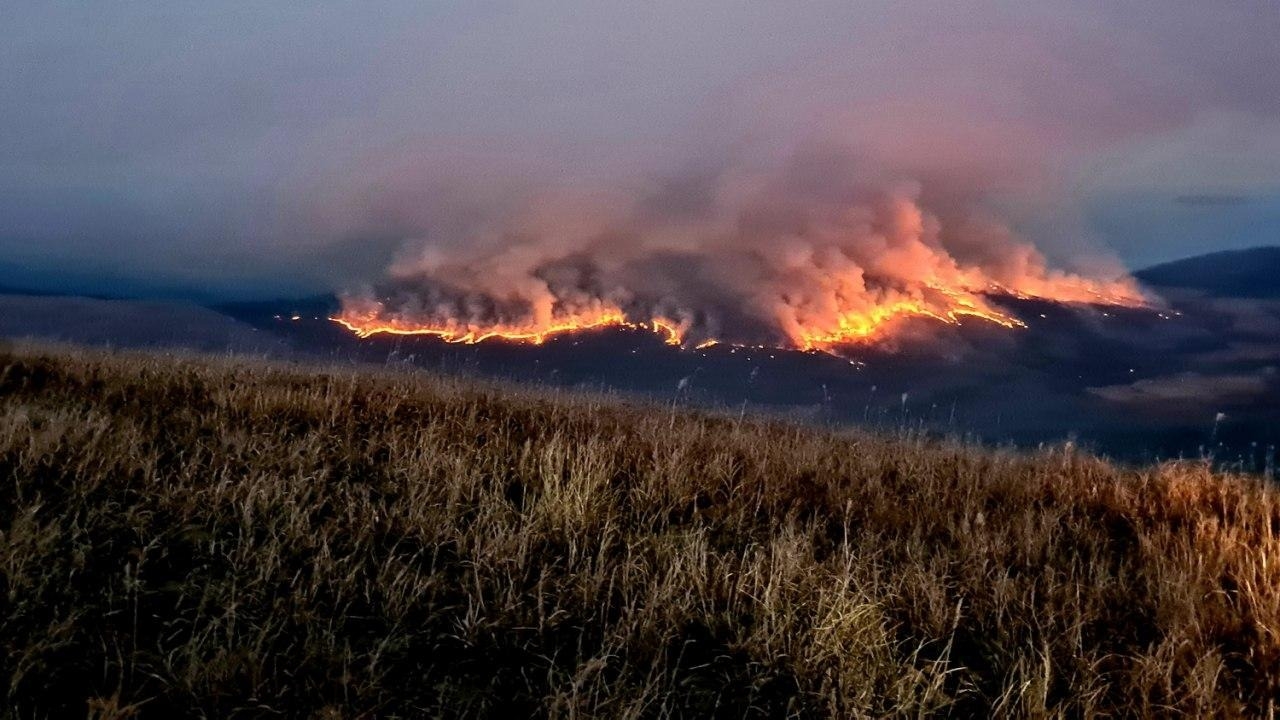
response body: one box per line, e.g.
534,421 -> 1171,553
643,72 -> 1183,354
334,179 -> 1145,353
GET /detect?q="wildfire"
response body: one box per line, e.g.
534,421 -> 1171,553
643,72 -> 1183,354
787,296 -> 1025,351
329,185 -> 1150,354
331,276 -> 1145,354
333,303 -> 686,346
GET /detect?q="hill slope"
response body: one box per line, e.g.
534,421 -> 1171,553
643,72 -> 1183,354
1135,246 -> 1280,298
0,293 -> 286,353
2,344 -> 1280,717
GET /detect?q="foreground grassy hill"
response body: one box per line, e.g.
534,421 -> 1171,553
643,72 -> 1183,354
2,344 -> 1279,718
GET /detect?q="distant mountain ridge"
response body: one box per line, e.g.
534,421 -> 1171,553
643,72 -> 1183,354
0,293 -> 284,354
2,246 -> 1278,463
1135,246 -> 1280,298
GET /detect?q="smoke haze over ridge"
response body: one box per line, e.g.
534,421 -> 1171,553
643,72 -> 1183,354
3,1 -> 1279,298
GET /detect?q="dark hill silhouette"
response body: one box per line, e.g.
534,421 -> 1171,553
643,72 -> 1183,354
1136,246 -> 1280,298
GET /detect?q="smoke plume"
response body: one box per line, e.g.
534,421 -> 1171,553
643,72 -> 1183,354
337,150 -> 1144,350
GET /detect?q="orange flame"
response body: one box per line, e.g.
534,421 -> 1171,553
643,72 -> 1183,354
333,303 -> 686,346
331,275 -> 1145,353
787,296 -> 1024,351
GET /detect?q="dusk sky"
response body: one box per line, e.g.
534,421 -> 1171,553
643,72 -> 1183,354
3,1 -> 1278,300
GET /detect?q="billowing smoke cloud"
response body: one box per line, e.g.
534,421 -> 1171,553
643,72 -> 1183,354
3,2 -> 1278,297
337,148 -> 1143,349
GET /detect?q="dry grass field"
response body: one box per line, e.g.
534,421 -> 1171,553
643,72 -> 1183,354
2,342 -> 1279,718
